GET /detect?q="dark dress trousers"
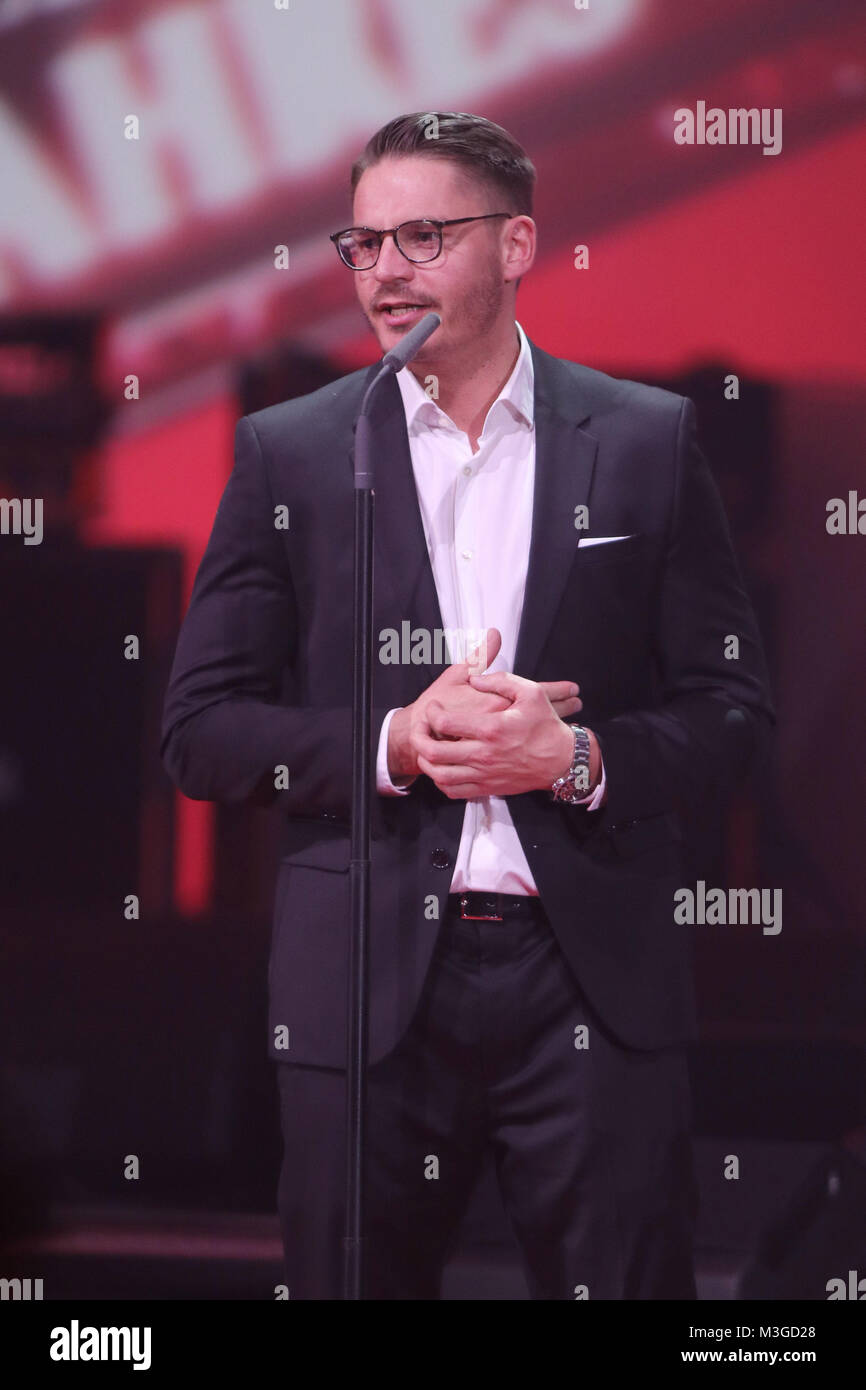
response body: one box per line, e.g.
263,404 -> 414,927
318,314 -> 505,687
161,336 -> 775,1297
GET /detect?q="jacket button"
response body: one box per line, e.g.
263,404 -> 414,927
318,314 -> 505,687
430,849 -> 451,869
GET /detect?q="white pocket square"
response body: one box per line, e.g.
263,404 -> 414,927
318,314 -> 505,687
577,534 -> 634,547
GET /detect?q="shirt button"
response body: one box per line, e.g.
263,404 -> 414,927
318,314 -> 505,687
461,549 -> 472,560
462,465 -> 472,476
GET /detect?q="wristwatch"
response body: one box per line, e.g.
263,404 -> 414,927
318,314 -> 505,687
549,724 -> 592,804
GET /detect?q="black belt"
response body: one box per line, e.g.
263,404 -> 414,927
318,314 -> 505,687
446,891 -> 546,922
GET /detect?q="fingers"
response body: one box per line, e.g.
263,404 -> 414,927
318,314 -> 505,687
416,753 -> 484,799
422,688 -> 509,736
551,696 -> 583,717
460,626 -> 501,675
468,670 -> 525,702
535,679 -> 581,718
422,697 -> 487,743
538,680 -> 580,702
415,730 -> 485,766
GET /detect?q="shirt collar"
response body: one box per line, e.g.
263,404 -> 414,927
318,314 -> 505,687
395,320 -> 534,438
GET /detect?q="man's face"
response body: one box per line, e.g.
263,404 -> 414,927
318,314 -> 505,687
350,155 -> 513,360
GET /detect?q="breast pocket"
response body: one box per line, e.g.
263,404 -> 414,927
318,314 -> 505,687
574,533 -> 648,567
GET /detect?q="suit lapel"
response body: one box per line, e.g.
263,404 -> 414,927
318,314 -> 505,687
512,342 -> 597,678
347,337 -> 597,681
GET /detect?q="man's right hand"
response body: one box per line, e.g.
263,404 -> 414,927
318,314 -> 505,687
386,627 -> 583,785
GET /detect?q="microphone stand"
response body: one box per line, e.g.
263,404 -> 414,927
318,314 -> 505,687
343,312 -> 441,1300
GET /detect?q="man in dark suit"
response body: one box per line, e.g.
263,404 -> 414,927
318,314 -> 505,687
161,111 -> 774,1299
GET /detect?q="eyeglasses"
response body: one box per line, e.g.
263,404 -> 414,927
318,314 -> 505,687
329,213 -> 514,270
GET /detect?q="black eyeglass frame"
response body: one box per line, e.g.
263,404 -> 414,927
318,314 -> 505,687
329,212 -> 515,269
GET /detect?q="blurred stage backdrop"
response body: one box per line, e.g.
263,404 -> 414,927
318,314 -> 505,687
1,0 -> 864,1299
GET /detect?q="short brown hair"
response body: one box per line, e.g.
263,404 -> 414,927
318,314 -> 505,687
350,111 -> 536,217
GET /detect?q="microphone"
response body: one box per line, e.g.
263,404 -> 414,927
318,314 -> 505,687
354,311 -> 441,488
380,311 -> 441,373
343,307 -> 443,1290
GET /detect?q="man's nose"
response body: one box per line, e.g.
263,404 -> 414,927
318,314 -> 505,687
374,232 -> 413,280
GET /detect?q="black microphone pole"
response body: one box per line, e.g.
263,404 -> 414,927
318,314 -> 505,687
343,311 -> 441,1301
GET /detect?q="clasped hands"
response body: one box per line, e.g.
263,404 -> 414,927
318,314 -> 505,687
386,627 -> 602,801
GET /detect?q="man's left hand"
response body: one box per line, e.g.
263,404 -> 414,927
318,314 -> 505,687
413,670 -> 601,800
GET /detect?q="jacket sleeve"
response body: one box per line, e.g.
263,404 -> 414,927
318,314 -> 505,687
160,414 -> 390,818
590,396 -> 775,826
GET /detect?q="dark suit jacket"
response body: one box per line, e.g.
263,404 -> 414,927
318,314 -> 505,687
161,335 -> 775,1067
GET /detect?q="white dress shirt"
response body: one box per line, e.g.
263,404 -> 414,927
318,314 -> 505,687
375,320 -> 606,894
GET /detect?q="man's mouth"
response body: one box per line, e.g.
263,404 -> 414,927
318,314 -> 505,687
376,302 -> 434,323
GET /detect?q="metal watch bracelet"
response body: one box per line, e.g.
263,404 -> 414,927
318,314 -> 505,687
549,724 -> 592,804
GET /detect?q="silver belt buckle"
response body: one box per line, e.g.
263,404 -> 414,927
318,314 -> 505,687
459,893 -> 503,922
